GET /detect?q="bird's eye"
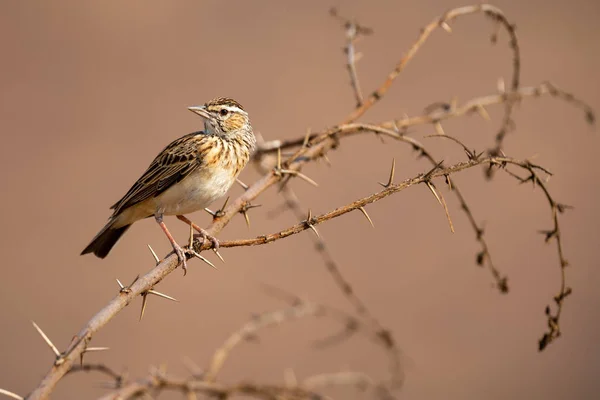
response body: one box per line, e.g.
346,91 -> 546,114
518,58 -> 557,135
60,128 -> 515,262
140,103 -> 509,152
220,109 -> 229,116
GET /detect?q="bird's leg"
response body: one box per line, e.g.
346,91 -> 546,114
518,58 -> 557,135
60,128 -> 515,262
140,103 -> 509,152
176,215 -> 220,250
155,212 -> 188,273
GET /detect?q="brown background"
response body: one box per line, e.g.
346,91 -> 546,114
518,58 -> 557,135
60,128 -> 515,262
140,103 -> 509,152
0,0 -> 598,399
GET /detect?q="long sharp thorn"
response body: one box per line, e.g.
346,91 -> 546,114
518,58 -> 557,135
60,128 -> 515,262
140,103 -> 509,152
190,250 -> 217,269
32,321 -> 60,357
213,248 -> 225,263
84,347 -> 110,352
305,209 -> 320,238
204,207 -> 217,217
440,194 -> 455,233
116,279 -> 125,289
242,210 -> 251,228
302,128 -> 312,148
236,178 -> 249,190
219,196 -> 230,213
426,181 -> 443,206
476,104 -> 490,120
139,293 -> 148,322
434,122 -> 445,136
441,21 -> 452,33
426,182 -> 454,233
0,388 -> 23,400
358,206 -> 374,227
277,147 -> 282,170
129,275 -> 140,287
148,290 -> 179,302
282,170 -> 318,187
147,244 -> 160,264
424,160 -> 444,180
378,158 -> 395,188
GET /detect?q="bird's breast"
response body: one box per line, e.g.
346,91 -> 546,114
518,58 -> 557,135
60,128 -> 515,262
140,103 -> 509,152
157,165 -> 236,216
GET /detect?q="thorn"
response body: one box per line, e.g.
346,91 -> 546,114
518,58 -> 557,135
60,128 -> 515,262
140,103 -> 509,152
358,206 -> 374,227
378,158 -> 396,188
476,104 -> 490,121
139,293 -> 148,321
280,169 -> 319,187
425,182 -> 454,233
216,197 -> 230,217
147,244 -> 160,264
0,388 -> 23,400
423,160 -> 444,180
139,288 -> 179,322
236,178 -> 249,191
204,207 -> 217,217
80,346 -> 110,365
434,122 -> 445,136
188,250 -> 217,269
322,154 -> 332,166
302,128 -> 312,148
213,248 -> 225,263
31,321 -> 61,357
84,346 -> 110,352
240,203 -> 261,229
277,147 -> 282,170
445,175 -> 453,190
305,209 -> 320,238
242,209 -> 251,228
117,275 -> 139,294
148,289 -> 179,302
425,181 -> 443,205
440,21 -> 452,33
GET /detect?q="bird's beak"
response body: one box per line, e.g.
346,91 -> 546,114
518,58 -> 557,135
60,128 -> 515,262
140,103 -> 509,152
187,105 -> 211,119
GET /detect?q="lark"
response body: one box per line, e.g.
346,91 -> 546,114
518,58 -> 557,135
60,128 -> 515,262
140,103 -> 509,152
81,97 -> 256,271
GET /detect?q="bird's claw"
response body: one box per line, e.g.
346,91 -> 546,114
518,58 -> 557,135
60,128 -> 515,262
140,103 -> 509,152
171,242 -> 189,275
193,230 -> 219,248
194,230 -> 224,263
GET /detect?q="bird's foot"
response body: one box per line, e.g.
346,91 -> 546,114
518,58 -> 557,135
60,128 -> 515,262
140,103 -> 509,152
194,229 -> 223,263
170,241 -> 189,275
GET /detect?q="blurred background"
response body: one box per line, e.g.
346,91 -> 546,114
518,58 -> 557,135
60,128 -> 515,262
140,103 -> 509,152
0,0 -> 598,398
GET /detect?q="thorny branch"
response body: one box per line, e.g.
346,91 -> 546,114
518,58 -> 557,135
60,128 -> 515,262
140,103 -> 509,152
266,186 -> 404,389
17,4 -> 594,400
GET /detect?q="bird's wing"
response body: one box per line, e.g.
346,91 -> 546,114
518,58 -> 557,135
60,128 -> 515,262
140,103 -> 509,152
110,131 -> 205,214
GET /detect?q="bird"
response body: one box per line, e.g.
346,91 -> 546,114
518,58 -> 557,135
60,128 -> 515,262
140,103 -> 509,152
81,97 -> 256,271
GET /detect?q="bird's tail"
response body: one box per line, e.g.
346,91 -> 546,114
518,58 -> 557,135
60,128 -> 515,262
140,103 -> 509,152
81,219 -> 131,259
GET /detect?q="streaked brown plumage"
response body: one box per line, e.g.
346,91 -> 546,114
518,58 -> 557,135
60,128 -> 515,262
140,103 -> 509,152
81,97 -> 256,270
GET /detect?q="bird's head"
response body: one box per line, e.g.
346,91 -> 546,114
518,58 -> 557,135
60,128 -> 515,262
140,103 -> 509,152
188,97 -> 250,136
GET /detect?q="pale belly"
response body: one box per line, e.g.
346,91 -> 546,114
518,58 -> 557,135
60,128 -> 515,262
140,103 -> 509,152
156,167 -> 235,215
114,166 -> 235,227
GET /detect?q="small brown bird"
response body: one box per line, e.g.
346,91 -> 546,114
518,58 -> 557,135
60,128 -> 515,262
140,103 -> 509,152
81,97 -> 256,270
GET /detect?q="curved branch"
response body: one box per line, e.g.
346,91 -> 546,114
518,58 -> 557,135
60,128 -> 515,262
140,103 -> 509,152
341,4 -> 520,125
